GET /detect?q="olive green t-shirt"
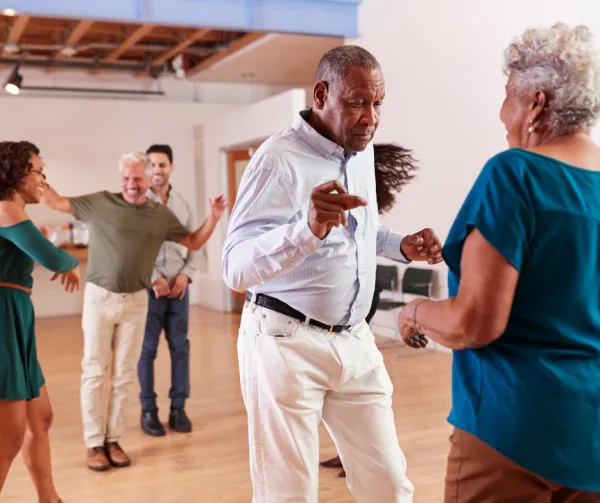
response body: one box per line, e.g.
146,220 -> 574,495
69,191 -> 190,293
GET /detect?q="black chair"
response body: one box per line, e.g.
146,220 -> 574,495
375,265 -> 433,311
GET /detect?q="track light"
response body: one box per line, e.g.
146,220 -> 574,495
4,63 -> 22,95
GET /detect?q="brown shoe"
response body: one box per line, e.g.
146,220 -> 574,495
87,446 -> 110,472
320,455 -> 343,469
104,441 -> 131,467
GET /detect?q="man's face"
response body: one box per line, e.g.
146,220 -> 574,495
317,65 -> 385,153
148,152 -> 173,189
120,162 -> 150,205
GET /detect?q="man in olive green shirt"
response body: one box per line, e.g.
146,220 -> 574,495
41,151 -> 226,472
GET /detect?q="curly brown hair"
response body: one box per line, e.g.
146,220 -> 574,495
374,143 -> 418,214
0,141 -> 41,201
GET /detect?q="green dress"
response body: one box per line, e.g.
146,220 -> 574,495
0,220 -> 78,400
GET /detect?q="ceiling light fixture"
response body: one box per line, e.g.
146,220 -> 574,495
4,63 -> 22,95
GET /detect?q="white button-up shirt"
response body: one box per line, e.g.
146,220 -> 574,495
222,109 -> 409,326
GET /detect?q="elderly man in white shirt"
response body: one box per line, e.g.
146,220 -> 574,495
222,45 -> 442,503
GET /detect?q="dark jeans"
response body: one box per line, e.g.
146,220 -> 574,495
138,288 -> 190,411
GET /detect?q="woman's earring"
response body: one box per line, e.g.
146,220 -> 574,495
528,121 -> 536,133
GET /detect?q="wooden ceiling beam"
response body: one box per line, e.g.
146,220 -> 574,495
134,28 -> 211,76
101,24 -> 154,64
1,15 -> 30,57
54,20 -> 94,61
185,32 -> 265,78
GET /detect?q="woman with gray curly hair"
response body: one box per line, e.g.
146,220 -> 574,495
397,23 -> 600,500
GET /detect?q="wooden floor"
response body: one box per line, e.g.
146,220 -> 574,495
2,307 -> 453,503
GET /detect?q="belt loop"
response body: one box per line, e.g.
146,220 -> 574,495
304,316 -> 311,326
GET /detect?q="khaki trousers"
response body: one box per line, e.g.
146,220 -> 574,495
80,282 -> 148,448
445,428 -> 600,503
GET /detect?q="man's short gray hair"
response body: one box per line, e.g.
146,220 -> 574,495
504,23 -> 600,135
316,45 -> 381,88
118,151 -> 151,177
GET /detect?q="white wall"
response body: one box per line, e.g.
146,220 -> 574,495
194,88 -> 307,312
348,0 -> 600,291
0,94 -> 236,317
346,0 -> 600,340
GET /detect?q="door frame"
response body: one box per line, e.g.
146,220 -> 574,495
225,142 -> 264,309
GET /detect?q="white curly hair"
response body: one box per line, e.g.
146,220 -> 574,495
504,23 -> 600,136
118,151 -> 152,177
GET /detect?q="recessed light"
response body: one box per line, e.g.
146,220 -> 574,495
3,43 -> 18,54
60,46 -> 77,57
2,8 -> 17,16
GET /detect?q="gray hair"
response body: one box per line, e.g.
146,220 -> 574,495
504,23 -> 600,135
118,151 -> 152,177
316,45 -> 381,88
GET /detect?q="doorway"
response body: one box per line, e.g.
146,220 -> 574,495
226,142 -> 264,313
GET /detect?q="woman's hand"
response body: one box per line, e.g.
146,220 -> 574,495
51,265 -> 81,293
398,299 -> 470,350
398,300 -> 429,349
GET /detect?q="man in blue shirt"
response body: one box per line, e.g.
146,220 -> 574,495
222,45 -> 442,502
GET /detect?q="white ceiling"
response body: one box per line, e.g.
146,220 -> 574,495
190,33 -> 344,86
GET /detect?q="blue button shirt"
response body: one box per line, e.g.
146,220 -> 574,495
222,109 -> 410,326
442,148 -> 600,491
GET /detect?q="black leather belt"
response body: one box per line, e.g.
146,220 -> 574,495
245,292 -> 351,334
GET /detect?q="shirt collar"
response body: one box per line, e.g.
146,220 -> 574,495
293,108 -> 351,161
146,185 -> 172,204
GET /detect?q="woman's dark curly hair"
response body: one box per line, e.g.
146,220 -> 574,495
0,141 -> 41,201
374,143 -> 418,214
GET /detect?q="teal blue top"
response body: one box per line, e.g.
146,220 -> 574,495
0,220 -> 78,288
442,148 -> 600,491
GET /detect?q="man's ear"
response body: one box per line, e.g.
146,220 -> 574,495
313,81 -> 329,110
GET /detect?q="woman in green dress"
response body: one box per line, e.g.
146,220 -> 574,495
0,141 -> 81,503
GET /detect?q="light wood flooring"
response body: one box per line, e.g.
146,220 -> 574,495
1,307 -> 453,503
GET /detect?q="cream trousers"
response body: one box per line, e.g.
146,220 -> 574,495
238,302 -> 414,503
80,282 -> 148,448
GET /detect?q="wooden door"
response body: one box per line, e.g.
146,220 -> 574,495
226,144 -> 262,312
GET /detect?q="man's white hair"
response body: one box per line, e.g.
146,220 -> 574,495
118,151 -> 152,177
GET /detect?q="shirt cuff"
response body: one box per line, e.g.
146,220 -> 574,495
151,270 -> 163,283
294,217 -> 325,256
179,266 -> 196,283
383,232 -> 412,263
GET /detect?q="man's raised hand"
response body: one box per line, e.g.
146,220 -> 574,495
308,180 -> 367,239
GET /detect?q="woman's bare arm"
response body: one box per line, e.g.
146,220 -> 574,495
399,229 -> 520,348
